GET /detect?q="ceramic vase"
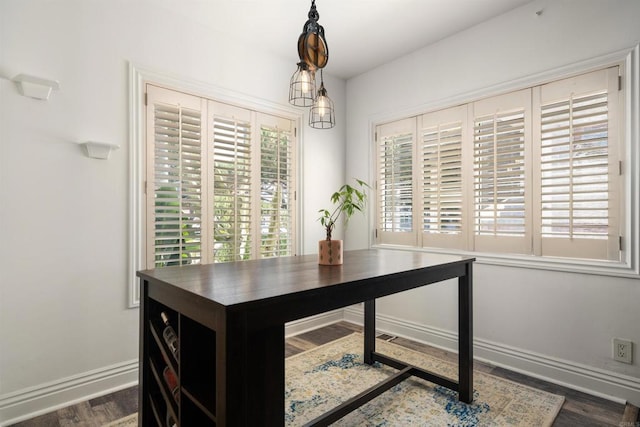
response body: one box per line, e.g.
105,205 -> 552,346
318,239 -> 343,265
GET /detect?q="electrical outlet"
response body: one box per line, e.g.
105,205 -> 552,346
613,338 -> 633,364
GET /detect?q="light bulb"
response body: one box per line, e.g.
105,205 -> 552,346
300,70 -> 312,94
317,96 -> 327,118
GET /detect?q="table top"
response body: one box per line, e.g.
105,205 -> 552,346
137,249 -> 474,308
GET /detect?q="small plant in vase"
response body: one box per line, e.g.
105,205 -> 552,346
317,179 -> 369,265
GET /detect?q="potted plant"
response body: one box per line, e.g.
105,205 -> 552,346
317,179 -> 369,265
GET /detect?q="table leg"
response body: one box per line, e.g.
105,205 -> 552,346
458,262 -> 473,403
251,324 -> 285,424
364,299 -> 376,365
221,318 -> 285,425
138,280 -> 150,427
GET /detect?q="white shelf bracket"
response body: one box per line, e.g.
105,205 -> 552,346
80,141 -> 120,160
12,74 -> 60,100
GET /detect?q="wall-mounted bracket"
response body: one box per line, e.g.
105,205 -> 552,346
80,141 -> 120,160
12,74 -> 60,100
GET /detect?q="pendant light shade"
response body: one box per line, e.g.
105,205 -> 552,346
289,61 -> 316,107
309,77 -> 335,129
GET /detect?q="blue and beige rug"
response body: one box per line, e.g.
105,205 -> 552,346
285,333 -> 564,426
109,333 -> 564,426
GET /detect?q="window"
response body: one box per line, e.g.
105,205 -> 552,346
259,116 -> 296,259
472,89 -> 532,255
210,102 -> 252,263
147,87 -> 205,268
145,85 -> 297,269
420,106 -> 468,250
376,118 -> 416,246
375,67 -> 623,263
534,69 -> 620,260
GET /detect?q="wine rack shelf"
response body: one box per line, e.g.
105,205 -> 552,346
140,292 -> 217,426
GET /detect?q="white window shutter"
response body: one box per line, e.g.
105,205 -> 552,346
146,85 -> 206,268
472,89 -> 532,254
210,101 -> 253,263
145,86 -> 298,270
372,67 -> 624,264
534,67 -> 620,260
257,113 -> 296,258
376,118 -> 418,246
419,105 -> 469,250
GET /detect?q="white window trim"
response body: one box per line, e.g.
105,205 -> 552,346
128,63 -> 304,307
369,45 -> 640,279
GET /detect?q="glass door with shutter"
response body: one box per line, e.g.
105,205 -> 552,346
146,85 -> 207,268
210,102 -> 253,263
145,84 -> 298,269
258,113 -> 296,259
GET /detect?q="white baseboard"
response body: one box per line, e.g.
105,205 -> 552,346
0,310 -> 342,426
0,360 -> 138,426
344,306 -> 640,406
285,309 -> 344,337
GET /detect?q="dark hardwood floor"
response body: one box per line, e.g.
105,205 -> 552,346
10,321 -> 637,426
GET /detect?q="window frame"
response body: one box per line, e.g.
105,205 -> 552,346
129,64 -> 303,307
370,45 -> 640,279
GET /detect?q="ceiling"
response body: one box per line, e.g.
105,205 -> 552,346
155,0 -> 535,80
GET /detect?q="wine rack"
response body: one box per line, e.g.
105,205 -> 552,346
141,297 -> 217,426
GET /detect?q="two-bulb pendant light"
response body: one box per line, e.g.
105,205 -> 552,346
288,0 -> 335,129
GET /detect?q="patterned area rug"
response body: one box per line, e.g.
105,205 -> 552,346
110,333 -> 564,426
103,413 -> 136,426
285,333 -> 564,426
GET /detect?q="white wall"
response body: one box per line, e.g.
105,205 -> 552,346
0,0 -> 345,423
346,0 -> 640,405
1,0 -> 639,422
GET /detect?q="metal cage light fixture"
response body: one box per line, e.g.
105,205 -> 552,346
289,61 -> 316,107
288,0 -> 335,129
309,70 -> 335,129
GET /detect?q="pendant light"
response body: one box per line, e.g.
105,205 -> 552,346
288,0 -> 335,129
309,70 -> 335,129
289,61 -> 316,107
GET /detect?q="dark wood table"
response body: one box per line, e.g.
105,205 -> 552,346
138,249 -> 474,426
